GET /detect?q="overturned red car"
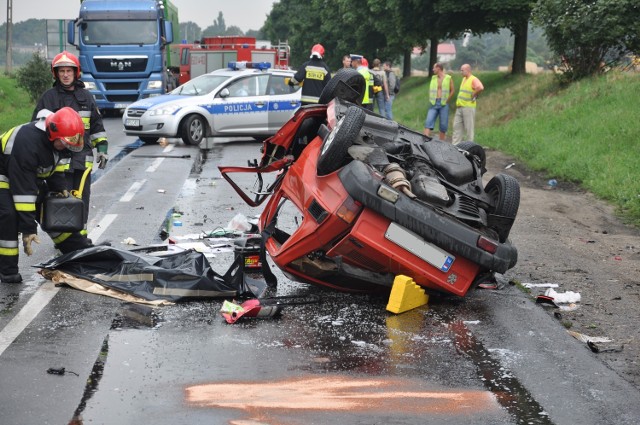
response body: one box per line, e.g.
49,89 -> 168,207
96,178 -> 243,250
219,69 -> 520,297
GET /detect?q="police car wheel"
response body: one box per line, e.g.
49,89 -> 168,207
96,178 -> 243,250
181,115 -> 205,145
317,106 -> 365,176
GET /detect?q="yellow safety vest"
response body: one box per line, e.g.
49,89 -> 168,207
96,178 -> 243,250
358,67 -> 373,104
429,74 -> 451,106
456,75 -> 477,108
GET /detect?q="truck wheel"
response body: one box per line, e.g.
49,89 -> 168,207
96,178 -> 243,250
317,106 -> 365,176
318,68 -> 366,105
485,173 -> 520,242
181,115 -> 206,145
139,137 -> 159,144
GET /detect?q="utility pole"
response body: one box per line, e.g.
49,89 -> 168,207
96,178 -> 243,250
5,0 -> 13,73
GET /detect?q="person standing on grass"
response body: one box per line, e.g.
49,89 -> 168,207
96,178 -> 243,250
452,63 -> 484,145
383,61 -> 398,120
423,62 -> 455,141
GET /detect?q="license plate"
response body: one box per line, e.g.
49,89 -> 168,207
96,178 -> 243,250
385,222 -> 455,272
125,119 -> 140,127
114,103 -> 130,109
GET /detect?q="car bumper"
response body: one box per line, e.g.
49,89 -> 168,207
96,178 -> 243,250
122,112 -> 181,138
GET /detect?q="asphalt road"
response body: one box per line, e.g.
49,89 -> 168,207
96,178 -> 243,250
0,118 -> 639,425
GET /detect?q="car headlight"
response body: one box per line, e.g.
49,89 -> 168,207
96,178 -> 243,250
147,80 -> 163,90
83,81 -> 97,90
147,104 -> 181,116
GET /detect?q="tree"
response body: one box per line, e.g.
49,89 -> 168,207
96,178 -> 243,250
16,52 -> 52,102
534,0 -> 640,81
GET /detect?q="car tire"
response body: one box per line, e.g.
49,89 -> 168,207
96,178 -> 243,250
317,106 -> 366,176
139,137 -> 159,144
318,68 -> 366,105
485,173 -> 520,242
456,141 -> 486,171
181,114 -> 206,145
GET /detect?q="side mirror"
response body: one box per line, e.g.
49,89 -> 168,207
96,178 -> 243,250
219,88 -> 230,98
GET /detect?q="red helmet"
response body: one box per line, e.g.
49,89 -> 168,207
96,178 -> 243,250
310,44 -> 325,59
51,51 -> 81,79
45,107 -> 85,152
361,57 -> 369,67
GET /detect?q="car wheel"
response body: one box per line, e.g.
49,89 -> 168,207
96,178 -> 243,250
456,141 -> 486,171
485,173 -> 520,242
139,136 -> 159,144
317,106 -> 366,176
181,115 -> 206,145
318,68 -> 366,105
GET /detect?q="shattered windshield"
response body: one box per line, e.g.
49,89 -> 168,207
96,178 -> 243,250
171,75 -> 231,96
81,20 -> 159,45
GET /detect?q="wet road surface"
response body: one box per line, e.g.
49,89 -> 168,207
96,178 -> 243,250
1,119 -> 639,424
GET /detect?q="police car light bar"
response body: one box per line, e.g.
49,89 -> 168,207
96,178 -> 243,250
228,61 -> 271,70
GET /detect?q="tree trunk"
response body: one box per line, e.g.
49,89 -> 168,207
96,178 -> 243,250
403,49 -> 411,78
511,20 -> 528,75
429,37 -> 439,77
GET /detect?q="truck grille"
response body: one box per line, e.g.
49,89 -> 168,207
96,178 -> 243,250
94,57 -> 148,72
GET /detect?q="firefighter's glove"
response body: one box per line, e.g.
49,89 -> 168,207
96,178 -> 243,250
97,152 -> 109,169
96,142 -> 109,169
22,234 -> 41,256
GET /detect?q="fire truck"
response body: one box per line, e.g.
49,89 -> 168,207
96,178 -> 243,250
169,36 -> 290,84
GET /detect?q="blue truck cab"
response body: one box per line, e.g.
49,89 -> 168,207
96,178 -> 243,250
67,0 -> 176,112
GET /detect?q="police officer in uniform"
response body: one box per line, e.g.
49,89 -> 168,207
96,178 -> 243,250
0,108 -> 87,284
351,54 -> 374,111
289,44 -> 332,105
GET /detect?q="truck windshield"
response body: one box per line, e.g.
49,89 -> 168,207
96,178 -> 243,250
172,75 -> 231,96
82,20 -> 158,45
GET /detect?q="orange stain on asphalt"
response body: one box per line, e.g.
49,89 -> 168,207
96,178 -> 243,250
186,375 -> 496,418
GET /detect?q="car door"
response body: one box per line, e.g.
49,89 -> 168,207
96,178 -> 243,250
267,73 -> 302,131
213,74 -> 270,135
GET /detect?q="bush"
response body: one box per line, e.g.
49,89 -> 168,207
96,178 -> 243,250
534,0 -> 640,82
16,52 -> 52,102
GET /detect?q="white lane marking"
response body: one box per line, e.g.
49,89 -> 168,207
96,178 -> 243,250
146,158 -> 164,172
88,213 -> 118,242
163,144 -> 175,153
0,213 -> 119,357
120,179 -> 147,202
0,281 -> 60,356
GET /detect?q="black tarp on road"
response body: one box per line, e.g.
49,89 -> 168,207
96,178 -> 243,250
37,246 -> 265,302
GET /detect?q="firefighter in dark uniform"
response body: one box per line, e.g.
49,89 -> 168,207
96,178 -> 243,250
32,51 -> 109,242
0,108 -> 88,284
289,44 -> 332,105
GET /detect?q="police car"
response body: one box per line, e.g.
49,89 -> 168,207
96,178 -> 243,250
122,62 -> 301,145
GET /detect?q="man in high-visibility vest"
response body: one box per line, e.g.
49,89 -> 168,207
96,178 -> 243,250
351,54 -> 374,111
452,63 -> 484,145
424,62 -> 455,141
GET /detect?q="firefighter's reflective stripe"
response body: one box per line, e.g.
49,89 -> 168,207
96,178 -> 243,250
13,194 -> 37,212
85,154 -> 94,169
1,125 -> 23,155
54,157 -> 71,173
49,231 -> 74,245
37,164 -> 56,178
304,65 -> 329,81
0,239 -> 19,256
79,111 -> 92,130
0,175 -> 8,189
300,95 -> 320,104
91,131 -> 108,147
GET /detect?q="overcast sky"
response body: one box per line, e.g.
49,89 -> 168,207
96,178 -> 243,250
0,0 -> 277,32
